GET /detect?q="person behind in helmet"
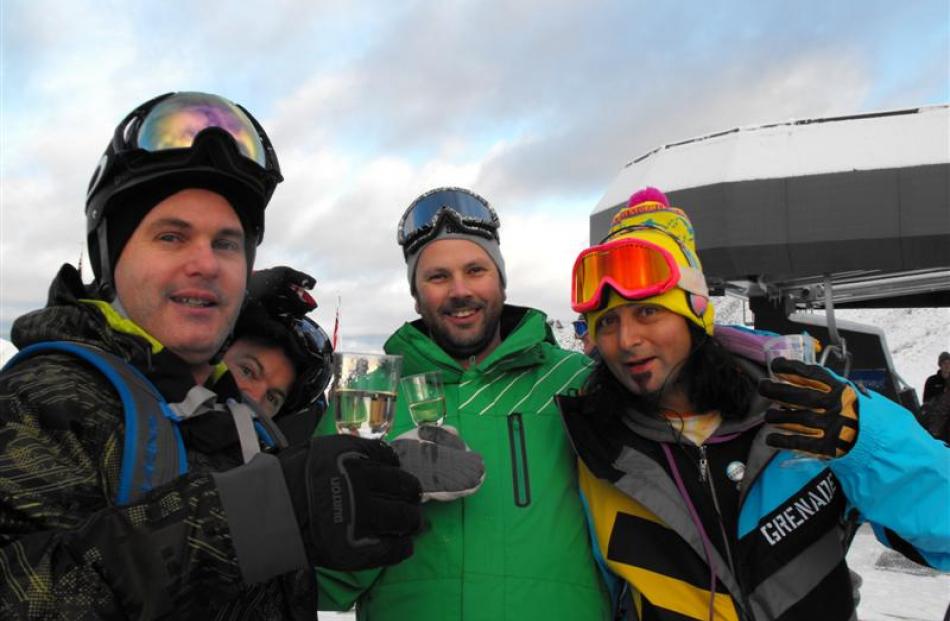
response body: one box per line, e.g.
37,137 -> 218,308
226,266 -> 333,444
0,91 -> 421,619
226,326 -> 298,419
559,187 -> 950,621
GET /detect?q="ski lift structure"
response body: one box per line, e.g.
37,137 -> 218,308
591,105 -> 950,410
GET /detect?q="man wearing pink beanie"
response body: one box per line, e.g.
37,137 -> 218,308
559,187 -> 950,620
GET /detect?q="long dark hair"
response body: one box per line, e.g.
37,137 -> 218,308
583,324 -> 754,419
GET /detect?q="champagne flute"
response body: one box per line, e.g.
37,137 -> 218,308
331,352 -> 402,439
763,334 -> 817,382
400,371 -> 447,427
763,334 -> 823,468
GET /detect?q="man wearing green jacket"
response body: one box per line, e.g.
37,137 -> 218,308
317,187 -> 611,619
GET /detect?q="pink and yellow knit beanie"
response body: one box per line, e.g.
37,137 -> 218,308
586,187 -> 715,339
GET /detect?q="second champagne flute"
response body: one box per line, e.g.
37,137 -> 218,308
400,371 -> 446,427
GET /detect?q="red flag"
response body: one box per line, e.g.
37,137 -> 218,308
332,296 -> 341,350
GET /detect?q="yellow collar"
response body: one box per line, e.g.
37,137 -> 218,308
80,299 -> 229,380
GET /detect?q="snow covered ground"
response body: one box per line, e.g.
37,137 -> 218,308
849,525 -> 949,621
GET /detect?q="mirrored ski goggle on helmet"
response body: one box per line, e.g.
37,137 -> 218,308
397,187 -> 500,257
571,237 -> 708,313
87,92 -> 281,202
128,91 -> 271,166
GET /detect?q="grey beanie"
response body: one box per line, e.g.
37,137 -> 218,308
406,232 -> 507,294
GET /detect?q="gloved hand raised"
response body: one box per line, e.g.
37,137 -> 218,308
279,434 -> 422,570
391,425 -> 485,502
758,358 -> 861,459
248,266 -> 317,318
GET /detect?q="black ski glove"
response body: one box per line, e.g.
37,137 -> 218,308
248,266 -> 317,318
758,358 -> 861,459
279,434 -> 423,570
391,425 -> 486,502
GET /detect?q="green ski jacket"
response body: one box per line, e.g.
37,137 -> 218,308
317,305 -> 611,620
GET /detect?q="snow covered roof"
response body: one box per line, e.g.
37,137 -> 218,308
589,105 -> 950,308
593,105 -> 950,214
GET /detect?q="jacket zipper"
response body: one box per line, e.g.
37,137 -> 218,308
698,443 -> 753,621
698,444 -> 709,482
507,413 -> 531,507
704,465 -> 737,578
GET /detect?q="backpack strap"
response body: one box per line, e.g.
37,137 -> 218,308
3,341 -> 188,505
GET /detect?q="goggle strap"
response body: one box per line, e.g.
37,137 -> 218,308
605,223 -> 702,270
677,265 -> 709,298
96,222 -> 114,294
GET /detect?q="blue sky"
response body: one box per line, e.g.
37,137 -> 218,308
2,0 -> 948,348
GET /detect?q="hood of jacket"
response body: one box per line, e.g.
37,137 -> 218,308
10,264 -> 247,457
12,264 -> 152,364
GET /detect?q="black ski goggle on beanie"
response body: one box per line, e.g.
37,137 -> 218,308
397,187 -> 500,258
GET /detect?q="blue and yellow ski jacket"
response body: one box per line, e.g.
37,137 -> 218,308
559,358 -> 950,621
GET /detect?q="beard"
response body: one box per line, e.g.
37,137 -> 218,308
422,295 -> 504,361
611,346 -> 697,417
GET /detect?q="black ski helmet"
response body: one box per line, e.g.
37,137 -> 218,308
85,91 -> 283,299
232,301 -> 334,443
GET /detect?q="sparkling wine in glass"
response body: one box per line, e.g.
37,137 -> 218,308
331,352 -> 402,439
763,334 -> 825,468
400,371 -> 446,427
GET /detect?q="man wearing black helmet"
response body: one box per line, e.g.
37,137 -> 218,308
0,92 -> 421,620
226,265 -> 334,443
316,188 -> 611,620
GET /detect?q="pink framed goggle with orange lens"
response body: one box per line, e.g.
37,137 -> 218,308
571,237 -> 708,313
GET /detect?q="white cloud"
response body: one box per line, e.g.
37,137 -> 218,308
254,144 -> 487,344
2,1 -> 947,345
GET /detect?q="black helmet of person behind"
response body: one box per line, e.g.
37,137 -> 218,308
233,301 -> 334,444
85,91 -> 283,299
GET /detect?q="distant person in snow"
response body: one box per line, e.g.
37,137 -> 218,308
918,352 -> 950,443
0,91 -> 421,619
920,390 -> 950,444
558,187 -> 950,621
315,186 -> 611,620
923,351 -> 950,404
224,266 -> 333,445
574,314 -> 597,356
